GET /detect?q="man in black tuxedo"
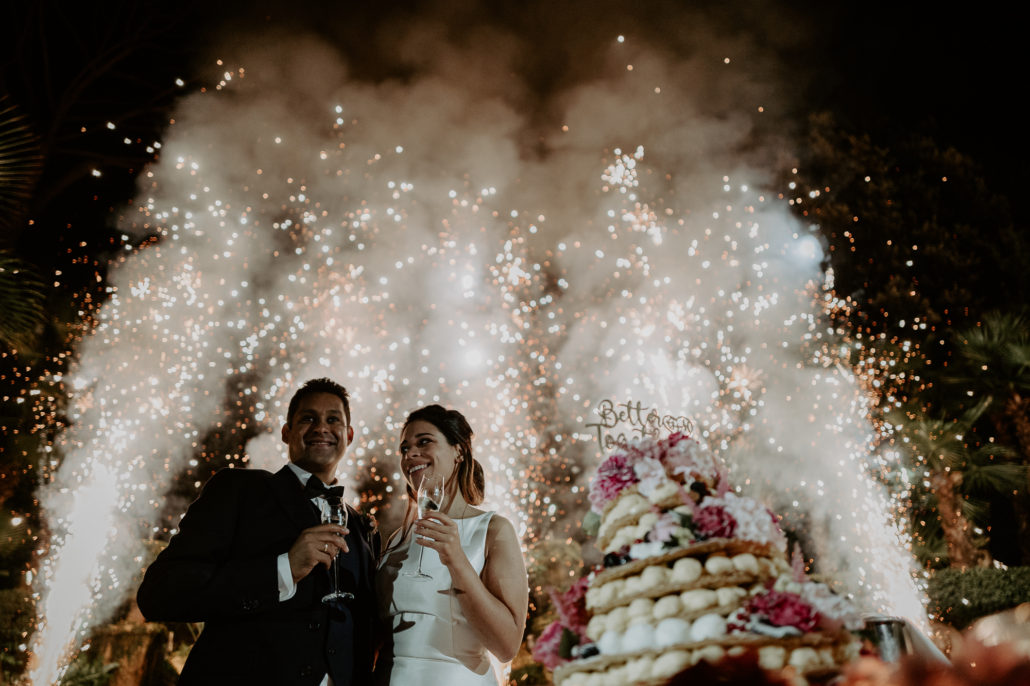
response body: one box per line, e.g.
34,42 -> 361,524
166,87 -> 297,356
137,378 -> 378,685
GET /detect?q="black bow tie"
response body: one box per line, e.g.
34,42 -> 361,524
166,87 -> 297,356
304,475 -> 344,501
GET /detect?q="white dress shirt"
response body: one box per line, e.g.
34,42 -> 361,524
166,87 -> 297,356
276,463 -> 338,686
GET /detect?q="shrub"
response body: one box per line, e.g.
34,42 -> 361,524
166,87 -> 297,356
927,566 -> 1030,629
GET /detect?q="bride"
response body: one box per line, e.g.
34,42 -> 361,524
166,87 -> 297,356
375,405 -> 528,685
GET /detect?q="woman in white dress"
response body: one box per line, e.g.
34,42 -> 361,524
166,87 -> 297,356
375,405 -> 528,686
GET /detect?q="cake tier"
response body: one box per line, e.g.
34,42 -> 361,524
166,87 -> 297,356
586,541 -> 787,617
553,632 -> 859,686
597,487 -> 685,552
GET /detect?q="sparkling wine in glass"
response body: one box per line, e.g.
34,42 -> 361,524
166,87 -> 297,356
321,496 -> 355,603
406,473 -> 445,580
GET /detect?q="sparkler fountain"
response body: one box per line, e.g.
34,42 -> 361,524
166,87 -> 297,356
26,30 -> 925,684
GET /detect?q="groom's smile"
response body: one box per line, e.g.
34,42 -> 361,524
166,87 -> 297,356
282,392 -> 353,481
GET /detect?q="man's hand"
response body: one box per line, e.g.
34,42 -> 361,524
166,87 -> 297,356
287,523 -> 349,583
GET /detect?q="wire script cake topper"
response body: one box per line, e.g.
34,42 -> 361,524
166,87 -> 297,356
586,398 -> 695,452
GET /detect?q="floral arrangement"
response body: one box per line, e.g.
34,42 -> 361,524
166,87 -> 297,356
588,432 -> 722,514
605,493 -> 786,566
729,578 -> 864,636
532,577 -> 593,670
694,492 -> 787,551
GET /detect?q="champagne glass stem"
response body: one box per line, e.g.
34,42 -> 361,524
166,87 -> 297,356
321,498 -> 354,602
414,537 -> 427,574
404,473 -> 437,580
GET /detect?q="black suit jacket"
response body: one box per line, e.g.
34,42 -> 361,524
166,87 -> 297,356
137,466 -> 378,685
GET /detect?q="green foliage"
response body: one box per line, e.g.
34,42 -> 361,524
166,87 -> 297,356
58,653 -> 118,686
793,113 -> 1030,567
946,310 -> 1030,399
895,398 -> 1024,567
927,566 -> 1030,629
0,251 -> 47,351
581,510 -> 600,538
793,112 -> 1030,412
0,97 -> 43,233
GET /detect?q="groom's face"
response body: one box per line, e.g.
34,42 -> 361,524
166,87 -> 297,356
281,392 -> 353,481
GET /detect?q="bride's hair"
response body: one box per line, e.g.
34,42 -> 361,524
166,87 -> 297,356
402,404 -> 485,506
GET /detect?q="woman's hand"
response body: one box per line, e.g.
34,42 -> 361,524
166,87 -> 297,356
414,511 -> 468,570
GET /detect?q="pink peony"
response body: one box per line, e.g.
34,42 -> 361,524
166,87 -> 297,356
694,503 -> 737,539
550,576 -> 590,638
533,621 -> 568,670
748,590 -> 819,632
588,453 -> 639,513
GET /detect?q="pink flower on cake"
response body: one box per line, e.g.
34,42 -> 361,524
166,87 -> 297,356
532,621 -> 568,670
535,578 -> 594,670
694,502 -> 737,539
588,453 -> 639,513
550,576 -> 591,639
748,589 -> 819,632
698,492 -> 787,550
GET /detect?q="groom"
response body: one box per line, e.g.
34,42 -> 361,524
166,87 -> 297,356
137,378 -> 378,685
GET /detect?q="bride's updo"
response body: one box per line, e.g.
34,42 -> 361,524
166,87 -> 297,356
403,404 -> 485,506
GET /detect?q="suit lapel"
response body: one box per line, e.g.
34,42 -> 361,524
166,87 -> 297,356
271,465 -> 319,530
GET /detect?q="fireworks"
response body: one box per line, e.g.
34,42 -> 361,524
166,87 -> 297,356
25,35 -> 924,684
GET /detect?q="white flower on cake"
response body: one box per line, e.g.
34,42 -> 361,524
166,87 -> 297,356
628,540 -> 665,559
696,492 -> 787,551
797,578 -> 864,631
631,457 -> 667,499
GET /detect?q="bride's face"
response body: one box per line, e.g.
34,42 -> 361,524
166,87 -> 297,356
399,420 -> 460,491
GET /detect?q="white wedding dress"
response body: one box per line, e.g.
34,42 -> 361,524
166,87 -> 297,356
375,511 -> 500,686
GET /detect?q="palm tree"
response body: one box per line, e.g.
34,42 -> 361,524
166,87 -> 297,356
0,251 -> 47,352
904,398 -> 1026,569
0,96 -> 43,241
0,98 -> 46,351
947,311 -> 1030,564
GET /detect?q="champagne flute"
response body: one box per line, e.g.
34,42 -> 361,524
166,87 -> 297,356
405,473 -> 445,580
320,496 -> 355,603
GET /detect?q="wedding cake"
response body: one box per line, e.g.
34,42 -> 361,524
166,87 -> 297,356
535,433 -> 862,686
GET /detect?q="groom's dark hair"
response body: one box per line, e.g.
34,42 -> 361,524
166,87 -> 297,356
287,378 -> 351,426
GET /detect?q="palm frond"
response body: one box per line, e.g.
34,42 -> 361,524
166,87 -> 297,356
903,399 -> 991,469
959,495 -> 989,526
0,251 -> 47,350
963,462 -> 1027,496
950,311 -> 1030,394
0,97 -> 44,232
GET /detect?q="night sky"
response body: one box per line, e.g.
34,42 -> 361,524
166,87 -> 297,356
3,1 -> 1025,228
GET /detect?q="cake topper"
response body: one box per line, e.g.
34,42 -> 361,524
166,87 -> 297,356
586,398 -> 694,451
